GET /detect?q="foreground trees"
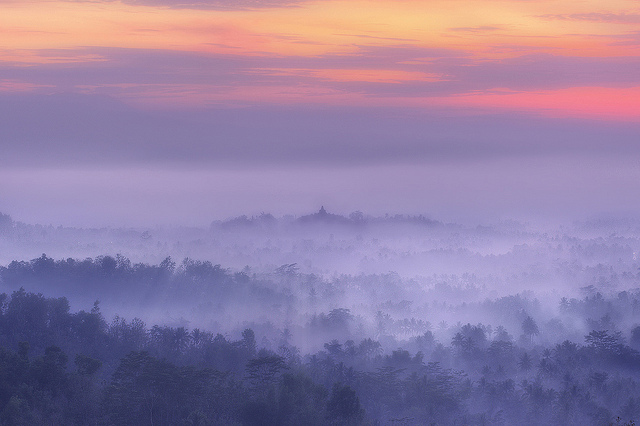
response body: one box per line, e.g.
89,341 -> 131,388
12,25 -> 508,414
0,289 -> 637,424
1,252 -> 640,424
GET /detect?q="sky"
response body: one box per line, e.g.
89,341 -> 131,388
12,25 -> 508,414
1,0 -> 640,226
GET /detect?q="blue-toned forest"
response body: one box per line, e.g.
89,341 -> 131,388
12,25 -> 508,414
0,252 -> 639,425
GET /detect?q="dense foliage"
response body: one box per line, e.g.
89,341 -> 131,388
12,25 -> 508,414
1,255 -> 640,425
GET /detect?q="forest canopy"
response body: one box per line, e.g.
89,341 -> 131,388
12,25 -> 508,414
0,252 -> 639,425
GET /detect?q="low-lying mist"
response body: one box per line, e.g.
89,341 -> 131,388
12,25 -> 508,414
2,209 -> 639,352
3,209 -> 640,424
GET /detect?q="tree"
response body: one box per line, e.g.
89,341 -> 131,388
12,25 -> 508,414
327,383 -> 364,424
75,354 -> 101,376
630,326 -> 640,350
31,346 -> 68,397
522,316 -> 539,344
242,328 -> 257,357
518,352 -> 532,371
103,351 -> 179,426
0,212 -> 13,234
277,373 -> 328,426
246,355 -> 287,394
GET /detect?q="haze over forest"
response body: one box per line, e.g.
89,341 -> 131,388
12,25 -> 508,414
1,209 -> 640,424
3,0 -> 640,423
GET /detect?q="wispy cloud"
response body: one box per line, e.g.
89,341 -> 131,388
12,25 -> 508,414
607,31 -> 640,46
448,26 -> 501,33
3,92 -> 640,169
4,46 -> 640,103
0,0 -> 311,9
122,0 -> 310,10
333,33 -> 419,42
538,12 -> 640,24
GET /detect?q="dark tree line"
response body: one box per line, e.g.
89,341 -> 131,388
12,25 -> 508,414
1,255 -> 640,424
0,288 -> 369,425
0,287 -> 637,424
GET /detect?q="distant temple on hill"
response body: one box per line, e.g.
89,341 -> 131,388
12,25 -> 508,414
297,206 -> 350,224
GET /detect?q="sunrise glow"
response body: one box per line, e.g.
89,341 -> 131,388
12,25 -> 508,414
0,0 -> 638,119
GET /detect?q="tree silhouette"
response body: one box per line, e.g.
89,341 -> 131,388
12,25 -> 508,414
327,383 -> 364,424
522,316 -> 539,343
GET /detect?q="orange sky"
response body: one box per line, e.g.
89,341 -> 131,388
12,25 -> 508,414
2,0 -> 640,118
